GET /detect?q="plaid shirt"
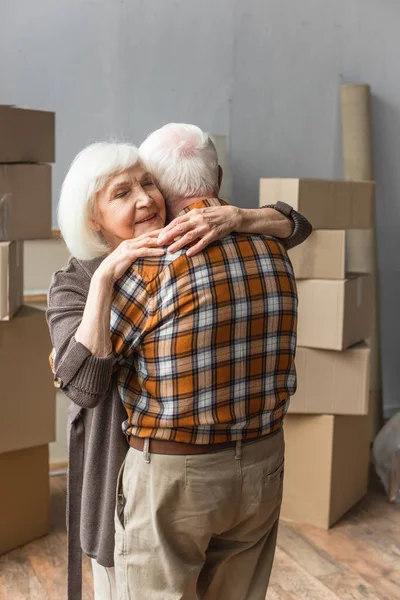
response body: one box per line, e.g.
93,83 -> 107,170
111,198 -> 298,444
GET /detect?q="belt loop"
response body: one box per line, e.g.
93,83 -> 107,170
143,438 -> 151,464
235,439 -> 242,461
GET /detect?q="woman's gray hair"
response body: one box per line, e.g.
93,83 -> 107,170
139,123 -> 219,207
58,142 -> 139,260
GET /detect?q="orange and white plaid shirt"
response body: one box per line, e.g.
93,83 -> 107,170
110,198 -> 298,444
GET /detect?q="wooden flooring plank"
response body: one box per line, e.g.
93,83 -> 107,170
319,571 -> 391,600
277,521 -> 340,578
0,551 -> 48,600
294,525 -> 400,599
22,531 -> 69,600
340,518 -> 400,575
266,583 -> 297,600
350,490 -> 400,527
269,547 -> 340,599
22,473 -> 70,599
1,474 -> 399,600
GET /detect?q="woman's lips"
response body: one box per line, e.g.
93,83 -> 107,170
136,213 -> 157,225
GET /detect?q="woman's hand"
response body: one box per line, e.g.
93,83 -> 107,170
158,204 -> 302,256
157,206 -> 243,257
75,231 -> 165,357
95,230 -> 166,283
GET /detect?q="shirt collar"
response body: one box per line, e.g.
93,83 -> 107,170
177,197 -> 229,217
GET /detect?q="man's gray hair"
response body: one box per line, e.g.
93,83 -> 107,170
139,123 -> 219,206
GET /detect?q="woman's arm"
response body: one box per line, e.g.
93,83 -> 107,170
157,202 -> 312,256
47,233 -> 165,409
47,258 -> 117,410
238,201 -> 313,251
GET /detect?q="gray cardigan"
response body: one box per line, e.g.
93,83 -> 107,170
46,204 -> 312,600
47,257 -> 129,600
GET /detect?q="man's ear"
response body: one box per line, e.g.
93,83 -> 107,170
89,217 -> 101,232
218,165 -> 223,192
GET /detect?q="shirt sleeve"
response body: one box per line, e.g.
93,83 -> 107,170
110,267 -> 151,361
261,201 -> 313,250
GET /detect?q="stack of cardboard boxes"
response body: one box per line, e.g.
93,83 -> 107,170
0,106 -> 56,553
260,178 -> 375,529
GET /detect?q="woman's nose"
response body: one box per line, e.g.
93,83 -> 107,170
136,187 -> 153,207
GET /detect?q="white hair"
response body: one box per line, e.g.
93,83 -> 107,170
58,142 -> 139,260
139,123 -> 219,205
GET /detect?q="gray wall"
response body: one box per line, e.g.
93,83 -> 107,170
0,0 -> 235,213
1,0 -> 400,417
230,0 -> 400,419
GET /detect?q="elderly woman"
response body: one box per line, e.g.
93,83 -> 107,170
47,140 -> 311,600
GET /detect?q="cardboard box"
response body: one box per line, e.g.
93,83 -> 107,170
24,237 -> 70,296
0,164 -> 52,241
19,302 -> 70,468
289,230 -> 346,279
0,445 -> 50,555
346,229 -> 374,275
289,230 -> 377,279
0,241 -> 23,320
281,414 -> 370,529
297,275 -> 373,350
0,306 -> 55,454
259,178 -> 374,229
290,343 -> 370,415
0,105 -> 55,163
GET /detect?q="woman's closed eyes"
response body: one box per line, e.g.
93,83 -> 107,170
142,179 -> 155,188
115,189 -> 130,199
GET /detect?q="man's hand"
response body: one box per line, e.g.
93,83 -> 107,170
157,206 -> 243,257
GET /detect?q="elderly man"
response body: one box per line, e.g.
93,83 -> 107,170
110,124 -> 304,600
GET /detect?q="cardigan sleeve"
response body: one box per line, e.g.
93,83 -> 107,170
46,257 -> 117,409
261,202 -> 313,250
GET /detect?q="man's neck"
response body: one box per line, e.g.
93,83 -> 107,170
168,195 -> 216,219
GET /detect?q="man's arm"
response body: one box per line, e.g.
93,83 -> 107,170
158,202 -> 312,256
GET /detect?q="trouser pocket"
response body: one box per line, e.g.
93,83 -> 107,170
115,454 -> 127,531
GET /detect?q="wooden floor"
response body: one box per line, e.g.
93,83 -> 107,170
0,474 -> 399,599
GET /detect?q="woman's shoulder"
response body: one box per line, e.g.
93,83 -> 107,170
48,256 -> 105,303
54,255 -> 104,280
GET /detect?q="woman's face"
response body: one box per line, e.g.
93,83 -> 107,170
91,163 -> 166,250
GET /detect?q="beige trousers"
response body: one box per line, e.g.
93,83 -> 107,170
115,429 -> 284,600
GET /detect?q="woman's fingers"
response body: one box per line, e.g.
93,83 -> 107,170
126,236 -> 163,249
158,212 -> 209,245
166,224 -> 210,253
131,229 -> 164,246
113,247 -> 165,280
141,229 -> 164,239
158,219 -> 191,245
126,246 -> 166,260
139,247 -> 166,256
186,232 -> 216,257
158,216 -> 187,237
